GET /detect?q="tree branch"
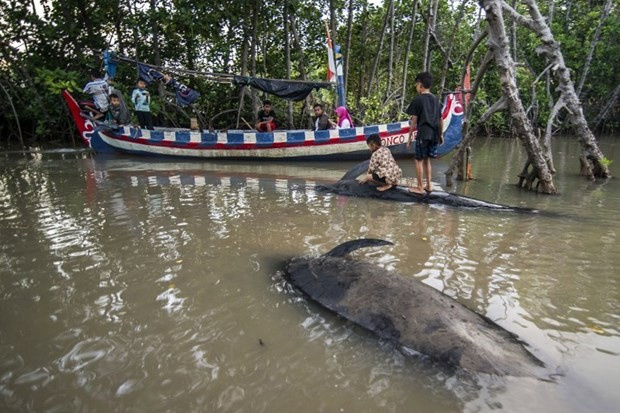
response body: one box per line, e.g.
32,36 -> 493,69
460,29 -> 488,90
500,1 -> 536,31
575,0 -> 614,97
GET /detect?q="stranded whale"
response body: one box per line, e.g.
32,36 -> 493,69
316,160 -> 538,212
284,239 -> 544,376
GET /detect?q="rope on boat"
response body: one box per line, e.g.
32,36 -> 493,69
116,55 -> 330,86
117,56 -> 235,83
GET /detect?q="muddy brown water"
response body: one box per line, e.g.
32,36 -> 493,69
0,136 -> 618,412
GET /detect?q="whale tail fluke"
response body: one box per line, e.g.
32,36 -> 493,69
324,239 -> 393,257
339,160 -> 370,181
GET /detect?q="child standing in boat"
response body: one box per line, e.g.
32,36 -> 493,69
132,79 -> 154,129
359,134 -> 402,192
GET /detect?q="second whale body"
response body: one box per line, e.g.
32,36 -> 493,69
284,239 -> 544,376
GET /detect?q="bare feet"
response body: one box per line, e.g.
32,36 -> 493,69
408,187 -> 425,195
377,185 -> 393,192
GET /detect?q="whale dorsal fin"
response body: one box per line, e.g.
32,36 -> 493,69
324,239 -> 393,257
339,160 -> 370,181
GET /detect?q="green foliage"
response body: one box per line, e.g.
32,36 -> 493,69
600,156 -> 613,167
359,95 -> 384,124
0,0 -> 618,146
34,69 -> 81,95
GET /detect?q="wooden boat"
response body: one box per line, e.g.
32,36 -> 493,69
63,89 -> 463,160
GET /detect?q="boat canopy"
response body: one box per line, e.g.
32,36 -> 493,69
233,76 -> 331,102
116,54 -> 331,102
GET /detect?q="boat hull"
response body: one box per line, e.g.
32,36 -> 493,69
63,90 -> 463,160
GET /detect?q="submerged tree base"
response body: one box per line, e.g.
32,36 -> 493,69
581,156 -> 613,181
517,162 -> 558,194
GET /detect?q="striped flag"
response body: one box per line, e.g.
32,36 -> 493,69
325,21 -> 336,83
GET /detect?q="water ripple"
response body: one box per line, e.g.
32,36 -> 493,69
1,148 -> 620,412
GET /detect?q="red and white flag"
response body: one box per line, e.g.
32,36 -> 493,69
325,21 -> 336,83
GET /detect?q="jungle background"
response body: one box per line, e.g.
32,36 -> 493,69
0,0 -> 618,148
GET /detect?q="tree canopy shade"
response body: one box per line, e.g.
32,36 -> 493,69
0,1 -> 617,162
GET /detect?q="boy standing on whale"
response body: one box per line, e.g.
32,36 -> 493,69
405,72 -> 443,195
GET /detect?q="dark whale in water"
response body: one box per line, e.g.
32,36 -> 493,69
284,239 -> 544,376
316,160 -> 538,212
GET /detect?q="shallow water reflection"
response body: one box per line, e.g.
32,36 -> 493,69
1,137 -> 619,412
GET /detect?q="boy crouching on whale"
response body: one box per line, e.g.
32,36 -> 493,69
359,134 -> 402,191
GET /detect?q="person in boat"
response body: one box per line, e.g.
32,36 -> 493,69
313,103 -> 333,131
335,106 -> 354,129
359,134 -> 402,192
405,72 -> 443,195
131,79 -> 154,129
255,99 -> 277,132
109,93 -> 131,126
108,79 -> 130,119
82,69 -> 110,121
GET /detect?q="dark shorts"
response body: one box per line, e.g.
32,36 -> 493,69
414,139 -> 439,161
371,172 -> 387,184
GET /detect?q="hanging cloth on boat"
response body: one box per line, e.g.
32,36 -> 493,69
137,63 -> 200,107
137,63 -> 165,83
103,50 -> 118,79
233,76 -> 331,101
167,77 -> 201,106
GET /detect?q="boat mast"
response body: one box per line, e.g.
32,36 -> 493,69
334,44 -> 346,108
325,21 -> 346,108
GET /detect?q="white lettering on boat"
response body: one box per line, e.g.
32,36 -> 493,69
381,133 -> 411,146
